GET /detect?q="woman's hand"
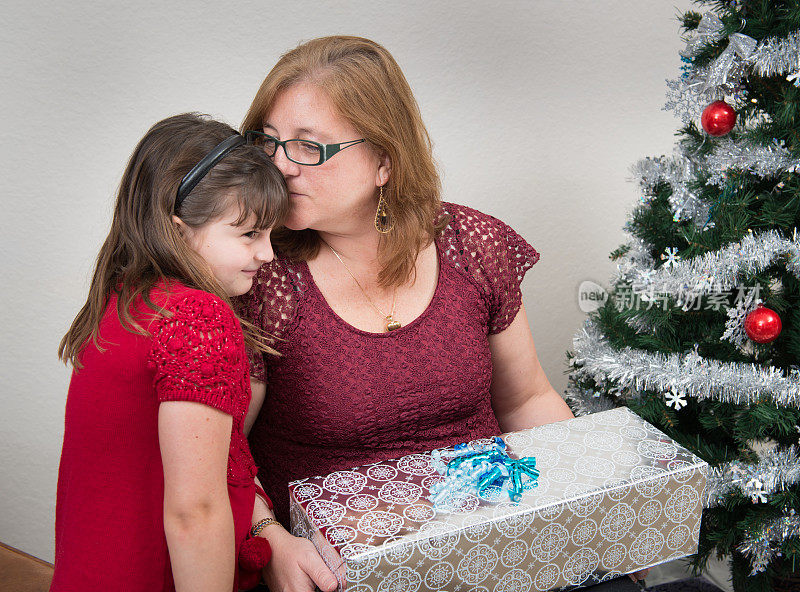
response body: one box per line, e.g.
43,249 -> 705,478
260,526 -> 338,592
629,568 -> 649,583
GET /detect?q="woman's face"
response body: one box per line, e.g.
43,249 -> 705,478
263,82 -> 389,234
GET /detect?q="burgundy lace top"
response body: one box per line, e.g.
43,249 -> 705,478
239,203 -> 540,526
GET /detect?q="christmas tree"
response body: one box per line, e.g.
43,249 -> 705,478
565,2 -> 800,591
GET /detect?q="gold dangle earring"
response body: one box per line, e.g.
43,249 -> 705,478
374,185 -> 394,234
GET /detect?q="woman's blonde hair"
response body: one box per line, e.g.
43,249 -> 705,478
242,35 -> 448,287
59,113 -> 288,368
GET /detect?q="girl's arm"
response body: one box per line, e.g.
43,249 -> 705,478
247,380 -> 338,592
160,400 -> 234,592
489,303 -> 574,431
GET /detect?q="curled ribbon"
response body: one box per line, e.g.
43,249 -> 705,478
429,437 -> 539,510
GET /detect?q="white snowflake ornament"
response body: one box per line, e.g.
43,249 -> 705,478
665,389 -> 688,410
660,247 -> 682,268
747,478 -> 768,503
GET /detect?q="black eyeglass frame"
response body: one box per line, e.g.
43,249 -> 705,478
246,131 -> 366,166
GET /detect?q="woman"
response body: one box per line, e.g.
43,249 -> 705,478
237,36 -> 575,591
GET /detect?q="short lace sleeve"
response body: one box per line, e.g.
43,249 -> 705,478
234,256 -> 308,383
440,203 -> 540,334
148,291 -> 244,414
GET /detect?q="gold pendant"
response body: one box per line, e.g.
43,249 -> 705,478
386,317 -> 402,331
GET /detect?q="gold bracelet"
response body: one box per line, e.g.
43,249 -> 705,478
251,517 -> 280,538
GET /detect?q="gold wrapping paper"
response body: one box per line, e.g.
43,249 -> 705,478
289,407 -> 709,591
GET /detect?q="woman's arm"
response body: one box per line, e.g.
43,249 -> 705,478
159,401 -> 234,592
247,380 -> 338,592
489,303 -> 574,431
244,378 -> 266,435
488,305 -> 649,582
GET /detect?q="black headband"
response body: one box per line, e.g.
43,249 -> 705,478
175,134 -> 247,211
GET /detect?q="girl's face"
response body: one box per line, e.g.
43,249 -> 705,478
176,203 -> 274,296
263,82 -> 390,234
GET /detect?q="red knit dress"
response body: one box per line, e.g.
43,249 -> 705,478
239,203 -> 540,526
51,283 -> 258,592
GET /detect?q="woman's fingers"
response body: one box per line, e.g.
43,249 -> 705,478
297,543 -> 338,592
261,529 -> 338,592
628,567 -> 650,581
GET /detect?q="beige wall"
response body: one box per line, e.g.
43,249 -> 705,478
0,0 -> 693,560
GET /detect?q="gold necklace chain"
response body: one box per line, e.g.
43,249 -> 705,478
323,240 -> 402,332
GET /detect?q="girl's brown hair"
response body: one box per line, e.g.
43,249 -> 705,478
59,113 -> 288,368
241,35 -> 448,287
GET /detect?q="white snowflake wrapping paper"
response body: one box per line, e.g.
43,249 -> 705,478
288,407 -> 709,592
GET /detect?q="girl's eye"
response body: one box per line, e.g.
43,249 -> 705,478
243,230 -> 259,239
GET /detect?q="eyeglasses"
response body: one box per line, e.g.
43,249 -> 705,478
245,131 -> 366,166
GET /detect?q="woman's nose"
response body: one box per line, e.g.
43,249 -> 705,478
272,145 -> 300,178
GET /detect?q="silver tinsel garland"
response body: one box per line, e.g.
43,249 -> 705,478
750,30 -> 800,78
704,138 -> 800,186
571,321 -> 800,407
621,228 -> 800,295
563,383 -> 618,417
667,16 -> 800,123
630,149 -> 710,224
738,510 -> 800,574
629,139 -> 800,226
705,446 -> 800,506
612,236 -> 654,286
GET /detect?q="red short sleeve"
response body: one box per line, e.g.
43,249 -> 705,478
148,292 -> 244,414
440,203 -> 540,335
485,215 -> 540,334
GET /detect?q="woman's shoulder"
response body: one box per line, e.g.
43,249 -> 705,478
436,201 -> 540,334
438,201 -> 539,265
439,202 -> 530,245
440,200 -> 493,223
234,254 -> 308,340
251,252 -> 308,289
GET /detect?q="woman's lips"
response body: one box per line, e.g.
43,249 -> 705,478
242,269 -> 259,277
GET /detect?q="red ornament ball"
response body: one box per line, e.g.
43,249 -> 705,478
744,305 -> 782,344
701,100 -> 737,136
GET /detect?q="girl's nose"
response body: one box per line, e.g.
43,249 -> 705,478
255,232 -> 274,263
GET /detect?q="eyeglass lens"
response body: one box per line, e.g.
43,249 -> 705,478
251,135 -> 322,165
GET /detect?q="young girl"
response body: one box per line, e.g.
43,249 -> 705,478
51,113 -> 288,592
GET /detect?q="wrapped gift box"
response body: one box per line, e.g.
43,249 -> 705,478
289,407 -> 709,591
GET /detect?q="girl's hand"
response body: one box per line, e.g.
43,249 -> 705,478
260,526 -> 338,592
